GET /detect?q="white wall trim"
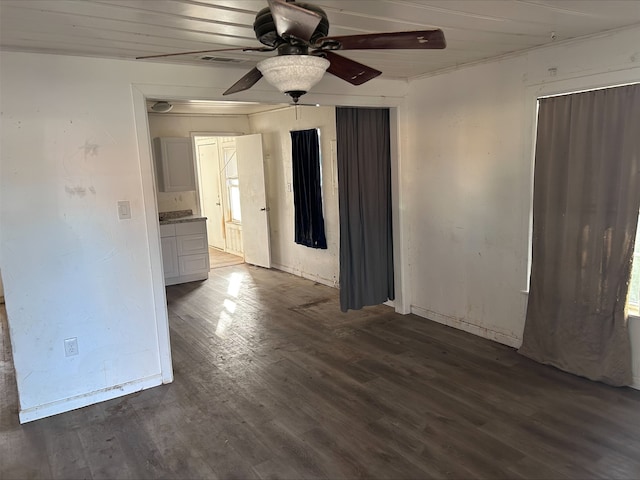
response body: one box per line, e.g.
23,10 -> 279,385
131,85 -> 174,385
525,67 -> 640,100
390,105 -> 411,315
271,262 -> 337,289
409,306 -> 640,390
410,24 -> 640,83
520,67 -> 640,291
411,305 -> 522,349
19,374 -> 163,423
131,81 -> 406,111
516,73 -> 636,296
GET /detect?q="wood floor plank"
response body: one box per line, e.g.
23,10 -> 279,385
2,265 -> 640,479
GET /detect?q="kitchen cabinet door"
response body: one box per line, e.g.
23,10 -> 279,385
178,254 -> 209,277
154,137 -> 196,192
160,236 -> 179,278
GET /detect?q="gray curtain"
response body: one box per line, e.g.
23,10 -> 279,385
336,107 -> 394,312
519,83 -> 640,386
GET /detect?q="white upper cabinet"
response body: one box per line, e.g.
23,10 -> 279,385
154,137 -> 196,192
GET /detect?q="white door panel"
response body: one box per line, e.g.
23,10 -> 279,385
197,141 -> 225,250
236,134 -> 271,268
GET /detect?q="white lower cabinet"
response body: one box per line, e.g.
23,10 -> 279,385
160,219 -> 210,285
161,236 -> 179,278
178,254 -> 209,276
177,233 -> 207,256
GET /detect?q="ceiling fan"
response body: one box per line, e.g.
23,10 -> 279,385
137,0 -> 446,103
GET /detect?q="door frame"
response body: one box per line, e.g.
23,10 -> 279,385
193,134 -> 228,251
131,85 -> 410,386
190,131 -> 243,217
191,132 -> 245,256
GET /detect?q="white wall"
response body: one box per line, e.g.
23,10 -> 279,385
148,114 -> 251,213
0,51 -> 406,421
404,25 -> 640,387
249,106 -> 339,286
148,113 -> 250,138
1,55 -> 164,421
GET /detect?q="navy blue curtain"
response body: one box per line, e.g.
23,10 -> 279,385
336,107 -> 394,312
291,128 -> 327,249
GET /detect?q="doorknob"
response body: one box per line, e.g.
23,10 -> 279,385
260,207 -> 270,211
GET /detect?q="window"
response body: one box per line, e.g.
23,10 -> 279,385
628,213 -> 640,315
222,145 -> 242,224
228,178 -> 242,223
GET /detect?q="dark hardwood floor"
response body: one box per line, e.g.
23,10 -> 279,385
209,247 -> 244,270
2,264 -> 640,479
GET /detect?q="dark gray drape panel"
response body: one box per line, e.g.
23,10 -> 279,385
291,128 -> 327,249
336,107 -> 394,312
519,84 -> 640,386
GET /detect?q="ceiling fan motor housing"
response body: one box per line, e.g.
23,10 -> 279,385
254,3 -> 330,48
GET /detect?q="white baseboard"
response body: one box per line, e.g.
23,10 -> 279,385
19,374 -> 164,423
271,263 -> 337,289
410,305 -> 522,349
411,307 -> 640,390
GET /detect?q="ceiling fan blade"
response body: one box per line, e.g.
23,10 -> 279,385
223,67 -> 263,96
136,46 -> 274,60
267,0 -> 321,42
316,29 -> 446,50
321,51 -> 381,86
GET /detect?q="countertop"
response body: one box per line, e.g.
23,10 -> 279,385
159,215 -> 207,225
158,209 -> 207,225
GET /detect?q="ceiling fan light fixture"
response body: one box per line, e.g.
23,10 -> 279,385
257,55 -> 329,102
151,101 -> 173,113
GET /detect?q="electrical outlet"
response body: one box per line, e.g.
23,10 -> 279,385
64,337 -> 79,357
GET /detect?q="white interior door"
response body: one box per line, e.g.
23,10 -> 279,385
236,134 -> 271,268
196,140 -> 225,250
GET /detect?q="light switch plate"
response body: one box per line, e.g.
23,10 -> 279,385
117,200 -> 131,220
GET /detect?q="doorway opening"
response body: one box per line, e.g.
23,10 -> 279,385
193,135 -> 245,269
192,133 -> 272,270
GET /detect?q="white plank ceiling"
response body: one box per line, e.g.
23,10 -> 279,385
2,0 -> 640,111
